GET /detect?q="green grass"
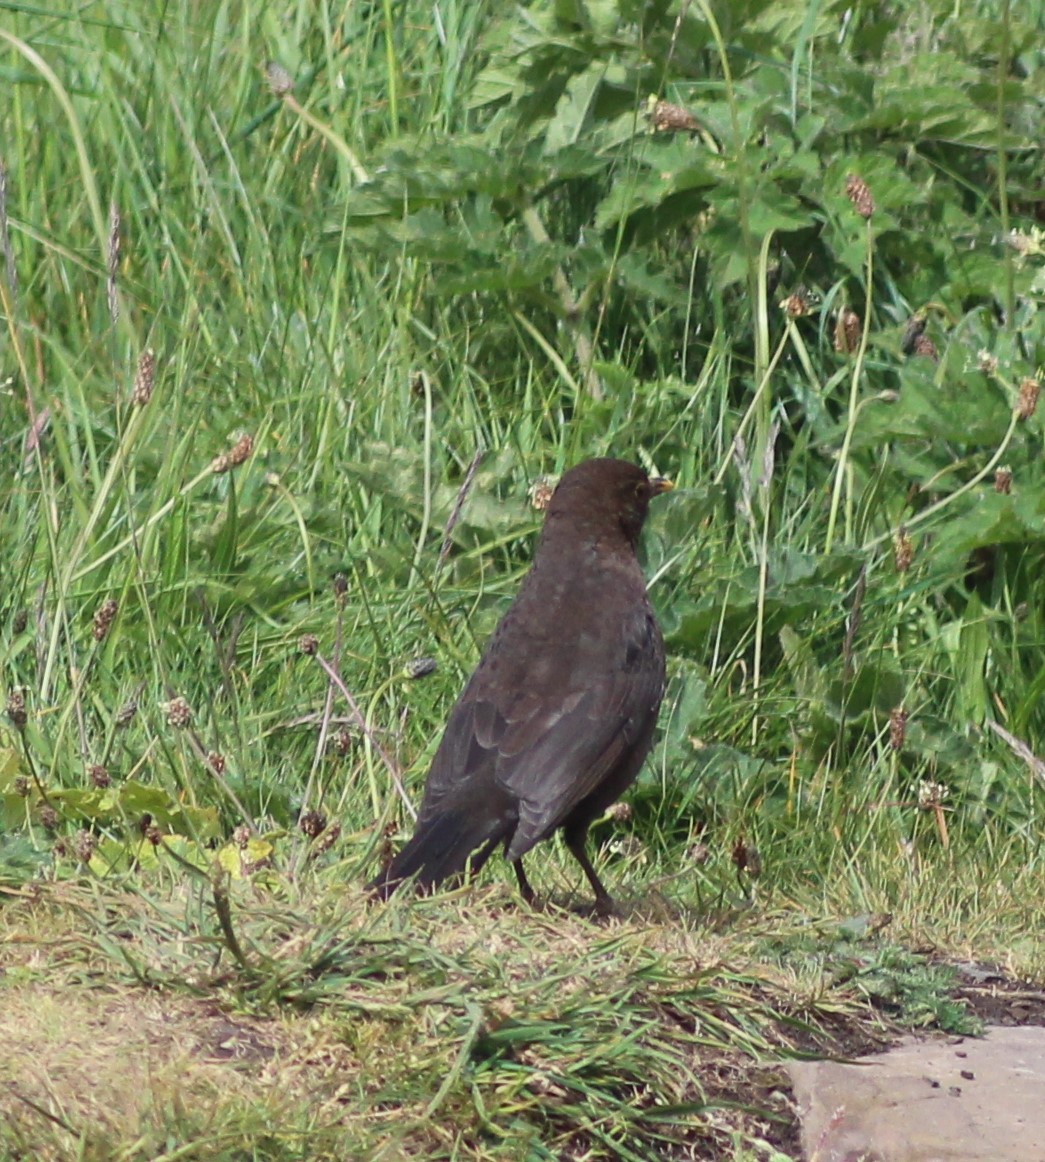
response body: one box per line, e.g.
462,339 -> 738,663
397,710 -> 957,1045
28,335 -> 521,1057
1,0 -> 1043,1157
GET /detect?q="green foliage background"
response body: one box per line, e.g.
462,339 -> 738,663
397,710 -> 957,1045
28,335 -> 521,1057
1,0 -> 1043,904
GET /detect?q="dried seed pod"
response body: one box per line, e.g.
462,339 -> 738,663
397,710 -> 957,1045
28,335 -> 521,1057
995,467 -> 1013,494
207,751 -> 226,775
332,728 -> 353,757
845,173 -> 875,218
40,805 -> 59,830
834,308 -> 862,354
298,633 -> 319,656
1016,377 -> 1040,421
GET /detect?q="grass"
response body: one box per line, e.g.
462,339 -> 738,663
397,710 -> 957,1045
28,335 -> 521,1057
1,0 -> 1044,1157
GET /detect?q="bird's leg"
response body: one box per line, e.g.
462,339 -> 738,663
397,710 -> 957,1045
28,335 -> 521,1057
563,824 -> 617,917
512,857 -> 537,906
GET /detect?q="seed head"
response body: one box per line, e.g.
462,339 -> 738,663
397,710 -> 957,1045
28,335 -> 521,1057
781,288 -> 814,318
232,824 -> 251,848
88,763 -> 111,789
605,801 -> 632,823
332,572 -> 349,604
92,598 -> 118,641
977,350 -> 999,376
266,62 -> 295,98
731,838 -> 762,877
299,810 -> 327,838
211,433 -> 254,475
404,656 -> 438,680
332,728 -> 353,757
834,308 -> 862,354
312,821 -> 341,854
889,706 -> 908,751
14,775 -> 30,797
207,751 -> 226,775
845,173 -> 875,218
107,201 -> 121,325
529,476 -> 556,511
994,467 -> 1013,494
74,829 -> 97,863
298,633 -> 319,656
917,780 -> 948,809
6,689 -> 27,731
1016,377 -> 1039,421
165,696 -> 193,728
132,349 -> 156,407
893,527 -> 914,574
40,805 -> 59,831
688,841 -> 710,866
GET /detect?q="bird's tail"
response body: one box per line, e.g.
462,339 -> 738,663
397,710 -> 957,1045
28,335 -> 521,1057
367,806 -> 511,900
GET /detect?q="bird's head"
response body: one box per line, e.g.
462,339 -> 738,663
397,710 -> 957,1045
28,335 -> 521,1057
545,458 -> 673,548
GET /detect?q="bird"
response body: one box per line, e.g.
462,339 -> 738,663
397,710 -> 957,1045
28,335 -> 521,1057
368,457 -> 672,915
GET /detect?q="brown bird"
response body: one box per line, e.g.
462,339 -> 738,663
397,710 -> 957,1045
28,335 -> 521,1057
369,458 -> 672,914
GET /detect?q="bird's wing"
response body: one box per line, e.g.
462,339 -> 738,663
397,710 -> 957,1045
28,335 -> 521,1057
417,602 -> 664,852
